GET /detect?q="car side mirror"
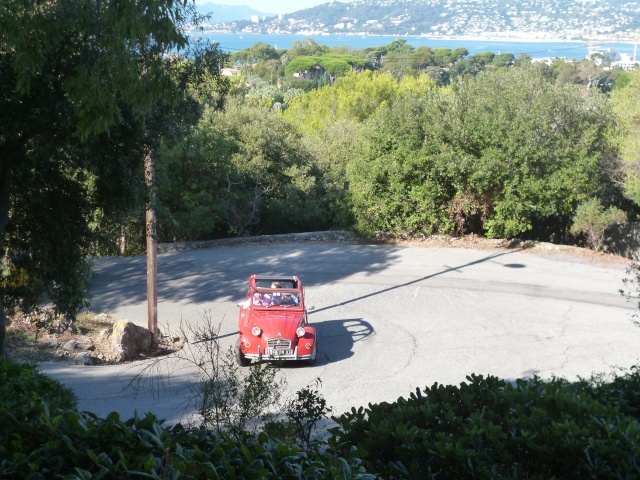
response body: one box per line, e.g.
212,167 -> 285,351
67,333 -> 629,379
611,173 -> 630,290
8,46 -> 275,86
307,305 -> 315,311
237,301 -> 245,308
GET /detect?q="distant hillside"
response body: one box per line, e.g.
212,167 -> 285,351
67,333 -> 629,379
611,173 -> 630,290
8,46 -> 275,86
203,0 -> 640,39
195,3 -> 275,22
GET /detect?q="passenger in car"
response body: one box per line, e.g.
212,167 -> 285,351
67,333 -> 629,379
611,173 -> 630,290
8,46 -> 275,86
270,282 -> 282,305
253,292 -> 274,306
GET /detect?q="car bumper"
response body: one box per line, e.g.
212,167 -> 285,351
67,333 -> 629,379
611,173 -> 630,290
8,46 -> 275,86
243,345 -> 314,361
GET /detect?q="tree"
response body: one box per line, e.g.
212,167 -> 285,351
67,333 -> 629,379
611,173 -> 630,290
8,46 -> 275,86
449,51 -> 495,78
283,71 -> 434,135
287,38 -> 328,59
346,67 -> 617,239
230,42 -> 280,64
0,0 -> 206,358
284,56 -> 322,77
284,54 -> 366,84
570,198 -> 626,252
156,126 -> 236,242
611,71 -> 640,205
198,99 -> 327,235
492,53 -> 515,68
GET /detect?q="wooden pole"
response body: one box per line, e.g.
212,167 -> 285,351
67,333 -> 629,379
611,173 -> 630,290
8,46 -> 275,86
144,145 -> 158,340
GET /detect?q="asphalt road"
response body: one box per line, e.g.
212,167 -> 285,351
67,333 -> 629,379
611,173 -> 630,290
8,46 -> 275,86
41,242 -> 640,424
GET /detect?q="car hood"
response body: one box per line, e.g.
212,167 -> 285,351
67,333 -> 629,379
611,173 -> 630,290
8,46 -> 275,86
249,310 -> 303,339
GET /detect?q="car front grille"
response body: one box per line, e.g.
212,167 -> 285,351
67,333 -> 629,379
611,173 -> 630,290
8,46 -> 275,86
267,338 -> 292,349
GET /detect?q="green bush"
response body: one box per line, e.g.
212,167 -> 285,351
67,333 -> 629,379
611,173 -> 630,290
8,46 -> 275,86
7,360 -> 640,479
328,373 -> 640,479
2,408 -> 365,479
0,370 -> 373,479
570,198 -> 627,251
577,366 -> 640,418
0,360 -> 77,416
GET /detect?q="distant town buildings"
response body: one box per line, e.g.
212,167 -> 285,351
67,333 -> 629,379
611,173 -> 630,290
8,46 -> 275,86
588,44 -> 640,69
609,52 -> 640,69
197,0 -> 640,44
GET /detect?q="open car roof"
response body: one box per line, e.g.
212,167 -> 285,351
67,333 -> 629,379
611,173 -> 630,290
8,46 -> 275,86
251,275 -> 301,290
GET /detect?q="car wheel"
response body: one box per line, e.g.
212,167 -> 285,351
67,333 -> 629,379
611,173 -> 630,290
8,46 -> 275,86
306,343 -> 317,365
236,340 -> 251,367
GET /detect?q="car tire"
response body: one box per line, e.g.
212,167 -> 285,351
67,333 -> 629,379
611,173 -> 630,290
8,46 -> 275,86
306,343 -> 317,365
236,340 -> 251,367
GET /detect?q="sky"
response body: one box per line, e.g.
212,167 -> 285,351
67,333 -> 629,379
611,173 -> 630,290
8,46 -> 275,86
195,0 -> 333,15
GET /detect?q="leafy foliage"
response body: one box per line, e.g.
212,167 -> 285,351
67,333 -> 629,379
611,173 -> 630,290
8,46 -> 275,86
611,71 -> 640,205
231,42 -> 281,64
328,373 -> 640,479
571,198 -> 626,251
0,0 -> 224,357
284,54 -> 366,80
283,71 -> 434,135
347,66 -> 615,238
0,360 -> 77,416
156,124 -> 236,241
283,379 -> 333,452
1,404 -> 374,479
198,99 -> 330,235
5,361 -> 640,479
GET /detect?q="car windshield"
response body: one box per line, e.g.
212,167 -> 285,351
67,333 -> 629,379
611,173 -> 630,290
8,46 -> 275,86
251,288 -> 301,307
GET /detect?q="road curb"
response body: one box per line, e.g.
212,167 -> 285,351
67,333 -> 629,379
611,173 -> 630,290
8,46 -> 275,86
158,231 -> 358,253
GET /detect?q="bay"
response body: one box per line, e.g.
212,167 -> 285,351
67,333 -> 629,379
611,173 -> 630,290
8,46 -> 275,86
193,32 -> 637,61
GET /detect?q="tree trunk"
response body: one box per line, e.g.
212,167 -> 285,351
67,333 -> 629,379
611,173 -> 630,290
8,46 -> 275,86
145,146 -> 158,341
0,165 -> 13,359
119,224 -> 127,256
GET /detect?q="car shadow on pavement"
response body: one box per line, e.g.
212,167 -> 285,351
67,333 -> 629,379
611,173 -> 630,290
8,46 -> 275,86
312,318 -> 374,366
280,317 -> 373,369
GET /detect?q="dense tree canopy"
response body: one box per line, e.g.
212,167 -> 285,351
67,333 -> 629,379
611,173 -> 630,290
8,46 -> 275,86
346,66 -> 616,238
611,71 -> 640,204
283,71 -> 435,134
159,99 -> 329,238
230,42 -> 280,64
0,0 -> 221,357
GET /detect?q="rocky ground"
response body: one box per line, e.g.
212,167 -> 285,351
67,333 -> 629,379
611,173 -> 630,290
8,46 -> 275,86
7,311 -> 121,364
6,311 -> 182,365
6,233 -> 630,365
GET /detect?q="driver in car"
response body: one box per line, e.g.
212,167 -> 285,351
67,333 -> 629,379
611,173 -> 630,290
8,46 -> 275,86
280,292 -> 299,306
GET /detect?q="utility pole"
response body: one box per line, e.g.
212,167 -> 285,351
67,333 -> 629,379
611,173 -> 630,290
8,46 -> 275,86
144,145 -> 158,341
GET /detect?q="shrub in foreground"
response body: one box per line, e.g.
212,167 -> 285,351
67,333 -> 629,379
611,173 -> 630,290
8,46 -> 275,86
0,359 -> 77,416
0,361 -> 373,479
6,361 -> 640,479
328,373 -> 640,479
1,408 -> 367,479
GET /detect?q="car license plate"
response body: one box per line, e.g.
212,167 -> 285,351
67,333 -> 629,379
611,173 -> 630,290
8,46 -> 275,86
265,348 -> 292,356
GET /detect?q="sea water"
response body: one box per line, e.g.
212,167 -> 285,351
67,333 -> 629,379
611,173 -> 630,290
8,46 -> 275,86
192,32 -> 637,61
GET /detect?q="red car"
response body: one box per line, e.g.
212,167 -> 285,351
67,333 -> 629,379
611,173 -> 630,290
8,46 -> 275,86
236,275 -> 317,366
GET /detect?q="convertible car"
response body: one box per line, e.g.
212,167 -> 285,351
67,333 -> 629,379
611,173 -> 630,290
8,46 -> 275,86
236,275 -> 316,366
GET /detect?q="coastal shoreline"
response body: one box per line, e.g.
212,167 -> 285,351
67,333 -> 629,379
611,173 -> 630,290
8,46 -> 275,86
194,32 -> 637,60
196,29 -> 635,45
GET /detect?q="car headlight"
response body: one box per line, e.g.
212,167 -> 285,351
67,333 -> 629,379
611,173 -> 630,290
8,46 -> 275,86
296,327 -> 306,337
252,326 -> 261,336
